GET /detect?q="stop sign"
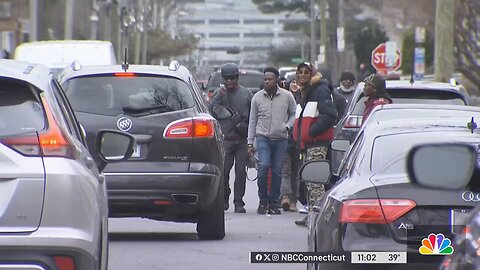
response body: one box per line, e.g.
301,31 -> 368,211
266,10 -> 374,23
371,43 -> 402,73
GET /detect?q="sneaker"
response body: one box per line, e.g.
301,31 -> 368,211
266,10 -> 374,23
257,203 -> 268,215
267,205 -> 281,215
295,215 -> 308,226
298,205 -> 308,214
280,196 -> 291,211
234,205 -> 246,213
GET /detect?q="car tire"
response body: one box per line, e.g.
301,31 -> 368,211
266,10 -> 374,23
196,186 -> 225,240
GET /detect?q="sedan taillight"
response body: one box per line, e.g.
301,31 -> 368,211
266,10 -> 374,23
164,118 -> 214,139
339,199 -> 416,224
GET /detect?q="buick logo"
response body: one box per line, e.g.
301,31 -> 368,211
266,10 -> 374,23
462,191 -> 480,202
117,117 -> 133,131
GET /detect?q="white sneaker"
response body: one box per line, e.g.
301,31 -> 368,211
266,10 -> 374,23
298,205 -> 308,214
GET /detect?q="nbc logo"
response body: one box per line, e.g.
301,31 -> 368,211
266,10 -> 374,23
419,233 -> 454,255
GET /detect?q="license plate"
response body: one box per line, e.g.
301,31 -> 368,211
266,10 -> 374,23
451,209 -> 470,234
131,144 -> 141,158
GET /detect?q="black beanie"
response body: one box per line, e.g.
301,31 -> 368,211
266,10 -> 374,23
339,71 -> 355,82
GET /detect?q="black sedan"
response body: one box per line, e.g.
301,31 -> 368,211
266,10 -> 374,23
301,116 -> 480,269
60,61 -> 228,240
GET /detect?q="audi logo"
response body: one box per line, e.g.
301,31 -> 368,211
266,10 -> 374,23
462,191 -> 480,202
117,117 -> 133,132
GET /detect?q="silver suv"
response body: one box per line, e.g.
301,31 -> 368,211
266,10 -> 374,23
0,60 -> 134,270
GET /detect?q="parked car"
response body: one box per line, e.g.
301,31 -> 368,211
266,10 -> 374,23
331,104 -> 480,173
59,60 -> 228,240
407,143 -> 480,270
0,59 -> 134,270
334,80 -> 469,144
14,40 -> 117,75
300,115 -> 480,270
204,69 -> 264,101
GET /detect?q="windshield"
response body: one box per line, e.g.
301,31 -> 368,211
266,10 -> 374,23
64,76 -> 195,116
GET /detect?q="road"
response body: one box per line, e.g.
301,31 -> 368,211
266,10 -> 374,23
108,169 -> 308,270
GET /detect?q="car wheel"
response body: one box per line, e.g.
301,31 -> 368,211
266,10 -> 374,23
196,186 -> 225,240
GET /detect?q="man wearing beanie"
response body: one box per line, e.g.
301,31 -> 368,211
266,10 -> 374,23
335,71 -> 356,104
362,73 -> 392,121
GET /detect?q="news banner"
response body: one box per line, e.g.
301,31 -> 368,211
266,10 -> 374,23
250,251 -> 407,264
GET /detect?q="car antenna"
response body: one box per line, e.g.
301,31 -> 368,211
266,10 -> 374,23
121,48 -> 129,72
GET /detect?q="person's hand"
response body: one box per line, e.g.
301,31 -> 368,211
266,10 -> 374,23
247,144 -> 255,157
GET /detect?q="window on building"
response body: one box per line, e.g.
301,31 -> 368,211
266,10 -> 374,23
209,19 -> 239,24
244,33 -> 274,38
0,1 -> 12,18
209,33 -> 239,38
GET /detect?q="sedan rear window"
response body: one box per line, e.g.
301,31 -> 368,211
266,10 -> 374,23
352,89 -> 466,115
0,79 -> 45,137
64,75 -> 195,116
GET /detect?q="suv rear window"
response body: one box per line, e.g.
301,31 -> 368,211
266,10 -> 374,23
0,79 -> 45,137
352,89 -> 466,115
64,75 -> 196,116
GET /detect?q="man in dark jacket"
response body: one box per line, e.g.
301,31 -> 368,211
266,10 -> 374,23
293,62 -> 337,226
208,63 -> 253,213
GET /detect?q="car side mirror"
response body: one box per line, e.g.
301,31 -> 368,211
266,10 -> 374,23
211,105 -> 234,120
331,139 -> 350,152
95,130 -> 136,172
407,143 -> 477,190
299,160 -> 331,185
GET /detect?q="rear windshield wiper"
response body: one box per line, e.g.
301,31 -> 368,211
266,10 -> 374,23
122,104 -> 174,116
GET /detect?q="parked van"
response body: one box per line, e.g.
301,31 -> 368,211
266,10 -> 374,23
14,40 -> 117,75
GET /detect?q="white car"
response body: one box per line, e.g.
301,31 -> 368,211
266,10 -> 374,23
0,59 -> 134,270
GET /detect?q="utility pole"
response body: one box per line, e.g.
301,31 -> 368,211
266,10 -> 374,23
29,0 -> 38,41
65,0 -> 74,39
309,0 -> 316,63
134,0 -> 143,64
319,0 -> 327,67
434,0 -> 455,82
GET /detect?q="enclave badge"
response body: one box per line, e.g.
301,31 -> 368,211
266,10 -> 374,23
117,117 -> 133,131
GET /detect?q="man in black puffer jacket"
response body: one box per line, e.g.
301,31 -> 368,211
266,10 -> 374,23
292,62 -> 337,226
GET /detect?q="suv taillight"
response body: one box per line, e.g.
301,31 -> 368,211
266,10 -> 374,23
164,118 -> 214,139
343,115 -> 363,129
339,199 -> 416,224
0,97 -> 75,158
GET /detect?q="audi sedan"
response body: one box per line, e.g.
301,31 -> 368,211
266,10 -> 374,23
59,61 -> 227,240
0,59 -> 134,270
300,115 -> 480,270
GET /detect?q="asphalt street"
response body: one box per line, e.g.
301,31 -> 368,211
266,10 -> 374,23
108,168 -> 308,270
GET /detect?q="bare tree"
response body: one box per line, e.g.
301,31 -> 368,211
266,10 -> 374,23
455,0 -> 480,86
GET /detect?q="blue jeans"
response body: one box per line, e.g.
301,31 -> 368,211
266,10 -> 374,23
256,136 -> 288,206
